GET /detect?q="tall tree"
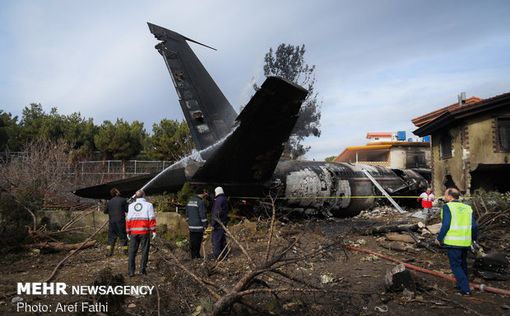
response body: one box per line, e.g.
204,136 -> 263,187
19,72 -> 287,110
94,119 -> 146,160
146,119 -> 193,162
255,44 -> 321,159
0,111 -> 22,152
63,112 -> 98,159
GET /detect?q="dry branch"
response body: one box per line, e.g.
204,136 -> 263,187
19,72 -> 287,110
214,218 -> 255,267
43,219 -> 108,282
24,240 -> 96,251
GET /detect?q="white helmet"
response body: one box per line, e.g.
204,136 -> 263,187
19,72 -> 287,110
214,186 -> 224,197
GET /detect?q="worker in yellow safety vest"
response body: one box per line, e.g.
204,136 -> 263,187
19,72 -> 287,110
434,188 -> 478,295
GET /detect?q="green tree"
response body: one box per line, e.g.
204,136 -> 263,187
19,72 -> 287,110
19,103 -> 46,144
63,112 -> 98,159
146,119 -> 193,162
324,156 -> 336,162
17,104 -> 99,158
255,44 -> 321,159
0,111 -> 22,151
94,119 -> 146,160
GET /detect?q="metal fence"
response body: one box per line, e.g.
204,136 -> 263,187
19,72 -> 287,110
77,160 -> 173,176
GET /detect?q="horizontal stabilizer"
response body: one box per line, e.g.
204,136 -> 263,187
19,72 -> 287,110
73,167 -> 186,199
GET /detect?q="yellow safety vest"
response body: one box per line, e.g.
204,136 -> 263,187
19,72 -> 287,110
441,202 -> 473,247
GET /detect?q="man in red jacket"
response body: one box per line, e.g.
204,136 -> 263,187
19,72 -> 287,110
126,190 -> 156,277
417,188 -> 435,211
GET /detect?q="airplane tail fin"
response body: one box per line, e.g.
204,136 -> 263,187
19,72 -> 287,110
148,23 -> 238,150
192,76 -> 308,184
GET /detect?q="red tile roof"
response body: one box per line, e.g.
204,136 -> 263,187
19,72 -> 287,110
411,97 -> 482,127
413,92 -> 510,136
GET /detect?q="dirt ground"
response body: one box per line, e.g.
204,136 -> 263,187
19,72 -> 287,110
1,211 -> 509,315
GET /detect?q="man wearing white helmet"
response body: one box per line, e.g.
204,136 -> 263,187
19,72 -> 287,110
211,186 -> 228,259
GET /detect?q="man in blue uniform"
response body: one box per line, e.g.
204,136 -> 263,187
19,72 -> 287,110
185,188 -> 208,259
435,188 -> 478,295
211,186 -> 228,259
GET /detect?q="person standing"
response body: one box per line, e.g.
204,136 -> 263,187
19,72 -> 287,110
435,188 -> 478,295
185,188 -> 208,259
104,188 -> 128,256
126,190 -> 156,276
417,188 -> 435,211
211,186 -> 228,259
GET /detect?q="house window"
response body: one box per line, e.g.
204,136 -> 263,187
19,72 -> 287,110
497,118 -> 510,152
440,132 -> 452,159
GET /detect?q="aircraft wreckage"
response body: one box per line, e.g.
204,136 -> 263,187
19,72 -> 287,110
73,23 -> 430,216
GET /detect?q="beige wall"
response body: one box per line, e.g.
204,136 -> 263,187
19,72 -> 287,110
389,146 -> 431,169
431,113 -> 510,194
38,209 -> 189,236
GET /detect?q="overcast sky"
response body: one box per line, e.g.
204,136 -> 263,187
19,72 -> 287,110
1,0 -> 509,159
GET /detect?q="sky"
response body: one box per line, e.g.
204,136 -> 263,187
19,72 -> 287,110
1,0 -> 510,160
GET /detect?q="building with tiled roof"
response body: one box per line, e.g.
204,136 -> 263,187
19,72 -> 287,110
412,92 -> 510,194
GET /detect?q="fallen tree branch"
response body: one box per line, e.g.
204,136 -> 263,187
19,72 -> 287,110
265,195 -> 277,262
24,240 -> 96,251
214,218 -> 255,267
366,223 -> 419,235
43,219 -> 108,282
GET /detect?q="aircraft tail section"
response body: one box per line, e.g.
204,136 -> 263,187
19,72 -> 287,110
148,23 -> 238,150
192,76 -> 308,184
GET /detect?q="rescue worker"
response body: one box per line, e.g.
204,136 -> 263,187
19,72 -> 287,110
435,188 -> 478,295
417,188 -> 435,212
211,186 -> 228,259
104,188 -> 128,256
185,188 -> 208,259
126,190 -> 156,276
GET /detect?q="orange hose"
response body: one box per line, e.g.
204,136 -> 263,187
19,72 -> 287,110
346,245 -> 510,297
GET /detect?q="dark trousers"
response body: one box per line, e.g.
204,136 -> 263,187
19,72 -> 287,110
189,231 -> 204,259
212,229 -> 226,259
447,248 -> 470,293
108,221 -> 128,246
128,234 -> 150,275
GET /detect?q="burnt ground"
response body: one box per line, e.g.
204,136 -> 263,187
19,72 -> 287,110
1,212 -> 509,316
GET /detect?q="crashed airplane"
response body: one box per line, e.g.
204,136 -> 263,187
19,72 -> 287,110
73,23 -> 429,216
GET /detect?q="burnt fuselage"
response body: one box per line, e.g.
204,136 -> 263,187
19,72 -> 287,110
271,160 -> 428,216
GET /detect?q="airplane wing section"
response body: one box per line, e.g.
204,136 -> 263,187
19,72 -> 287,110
73,167 -> 186,199
192,76 -> 308,184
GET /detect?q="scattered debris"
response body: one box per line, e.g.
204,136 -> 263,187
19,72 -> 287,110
474,252 -> 509,280
378,241 -> 415,252
424,223 -> 441,234
320,273 -> 335,284
367,223 -> 419,235
374,304 -> 389,313
385,233 -> 415,244
361,255 -> 379,262
10,297 -> 23,304
384,264 -> 416,292
355,239 -> 367,245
